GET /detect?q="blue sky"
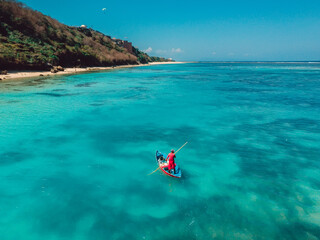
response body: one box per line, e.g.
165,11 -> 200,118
23,0 -> 320,61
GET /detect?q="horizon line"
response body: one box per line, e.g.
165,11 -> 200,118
184,61 -> 320,63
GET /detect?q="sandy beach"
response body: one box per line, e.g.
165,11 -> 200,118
0,62 -> 186,82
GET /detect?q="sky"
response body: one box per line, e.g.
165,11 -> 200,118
22,0 -> 320,61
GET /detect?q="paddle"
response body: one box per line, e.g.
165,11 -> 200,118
148,141 -> 188,176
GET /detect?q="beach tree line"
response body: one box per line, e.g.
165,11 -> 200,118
0,0 -> 172,70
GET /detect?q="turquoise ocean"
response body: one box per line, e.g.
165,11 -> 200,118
0,62 -> 320,240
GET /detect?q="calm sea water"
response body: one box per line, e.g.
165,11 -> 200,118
0,62 -> 320,240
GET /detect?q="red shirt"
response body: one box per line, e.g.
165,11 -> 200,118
166,153 -> 176,162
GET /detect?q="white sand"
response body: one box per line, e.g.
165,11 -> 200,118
0,62 -> 186,81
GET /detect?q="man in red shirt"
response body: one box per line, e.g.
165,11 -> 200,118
166,149 -> 176,174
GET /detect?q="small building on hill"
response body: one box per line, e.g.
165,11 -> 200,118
122,41 -> 133,54
112,39 -> 133,54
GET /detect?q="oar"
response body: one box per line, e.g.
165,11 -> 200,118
174,141 -> 188,154
148,142 -> 188,176
148,166 -> 161,175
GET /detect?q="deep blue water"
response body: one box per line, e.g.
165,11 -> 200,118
0,62 -> 320,240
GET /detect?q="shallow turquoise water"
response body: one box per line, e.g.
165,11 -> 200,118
1,62 -> 320,240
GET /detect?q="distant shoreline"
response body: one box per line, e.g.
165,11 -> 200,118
0,62 -> 186,82
197,61 -> 320,63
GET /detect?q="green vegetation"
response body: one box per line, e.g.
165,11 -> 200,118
0,0 -> 172,70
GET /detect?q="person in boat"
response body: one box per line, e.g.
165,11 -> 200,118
166,149 -> 176,174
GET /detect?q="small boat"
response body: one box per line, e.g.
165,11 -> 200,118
156,150 -> 181,178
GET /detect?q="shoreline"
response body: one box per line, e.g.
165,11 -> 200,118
0,62 -> 186,82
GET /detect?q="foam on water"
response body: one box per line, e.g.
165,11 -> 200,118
1,63 -> 320,239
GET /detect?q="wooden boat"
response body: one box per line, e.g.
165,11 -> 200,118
156,150 -> 181,178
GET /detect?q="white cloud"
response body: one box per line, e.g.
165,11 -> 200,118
156,49 -> 168,54
212,51 -> 217,55
143,47 -> 152,53
172,48 -> 182,53
155,48 -> 183,55
228,52 -> 235,56
244,53 -> 249,57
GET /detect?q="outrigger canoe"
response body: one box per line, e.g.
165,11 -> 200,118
156,150 -> 181,178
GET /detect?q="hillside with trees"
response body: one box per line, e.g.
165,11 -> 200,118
0,0 -> 171,70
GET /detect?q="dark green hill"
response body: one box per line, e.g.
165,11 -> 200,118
0,0 -> 170,70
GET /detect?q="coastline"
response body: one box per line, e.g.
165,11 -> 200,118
0,62 -> 186,82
